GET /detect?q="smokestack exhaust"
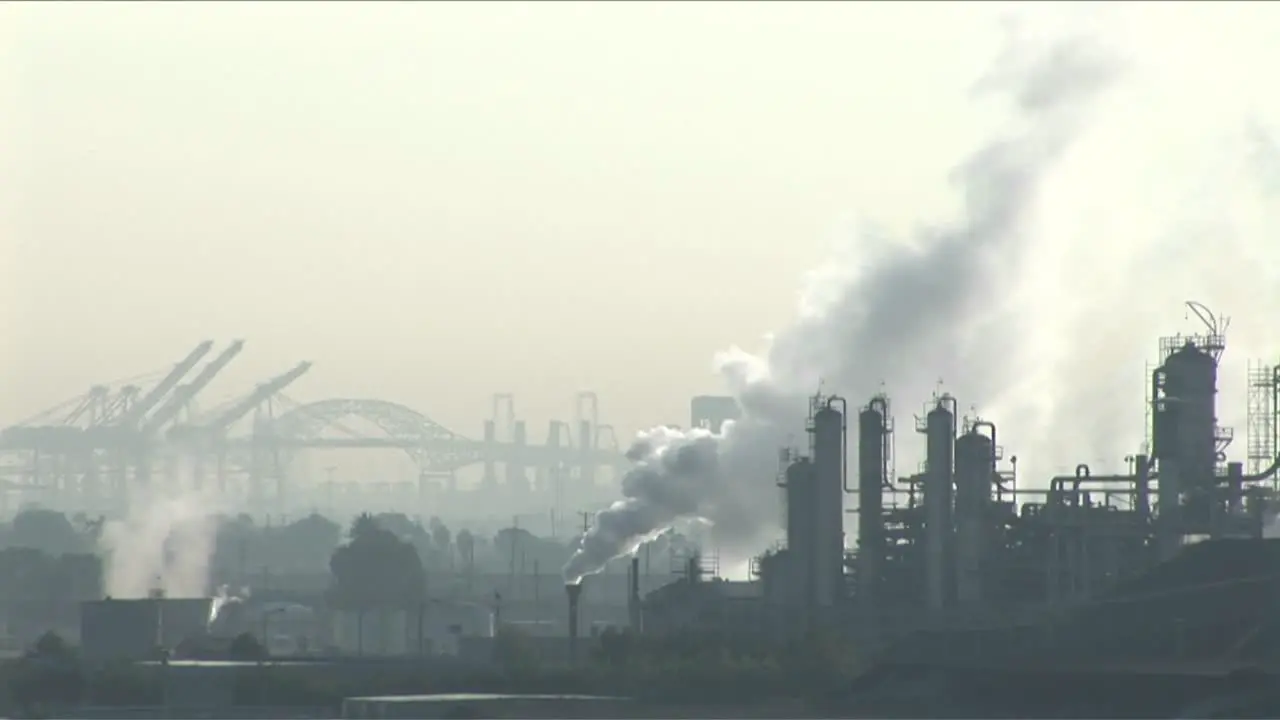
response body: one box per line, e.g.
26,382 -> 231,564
628,557 -> 641,633
566,582 -> 582,665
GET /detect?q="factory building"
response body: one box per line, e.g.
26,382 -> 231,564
329,601 -> 494,656
628,303 -> 1280,649
80,596 -> 215,660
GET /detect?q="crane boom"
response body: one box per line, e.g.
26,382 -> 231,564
204,362 -> 312,430
141,340 -> 246,435
115,341 -> 213,427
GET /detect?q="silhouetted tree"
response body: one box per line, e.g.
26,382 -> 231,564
274,513 -> 341,570
7,508 -> 89,555
9,631 -> 84,714
456,529 -> 475,568
372,513 -> 428,544
493,527 -> 571,572
429,516 -> 452,553
228,632 -> 268,661
0,546 -> 100,605
329,514 -> 427,610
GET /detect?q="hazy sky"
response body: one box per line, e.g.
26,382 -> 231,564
4,2 -> 1279,458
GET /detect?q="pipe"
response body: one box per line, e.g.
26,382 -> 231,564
869,395 -> 893,494
628,557 -> 641,633
868,395 -> 890,418
1273,366 -> 1280,464
1151,368 -> 1167,457
1245,454 -> 1280,482
1135,454 -> 1151,522
972,419 -> 998,503
971,421 -> 997,466
941,394 -> 958,436
1048,473 -> 1138,510
566,583 -> 582,665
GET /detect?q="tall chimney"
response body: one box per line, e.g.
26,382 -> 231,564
566,582 -> 582,665
628,557 -> 642,633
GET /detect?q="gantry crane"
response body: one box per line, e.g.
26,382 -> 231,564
112,341 -> 213,429
168,362 -> 312,493
140,340 -> 245,436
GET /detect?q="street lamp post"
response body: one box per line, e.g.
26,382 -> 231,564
260,607 -> 287,660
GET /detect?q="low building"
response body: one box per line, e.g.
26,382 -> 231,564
329,601 -> 494,656
641,575 -> 764,637
80,597 -> 214,660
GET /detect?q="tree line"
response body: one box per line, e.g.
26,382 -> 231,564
0,506 -> 695,577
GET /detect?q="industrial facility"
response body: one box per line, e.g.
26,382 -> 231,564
620,302 -> 1280,650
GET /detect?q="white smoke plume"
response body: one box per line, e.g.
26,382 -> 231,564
1263,513 -> 1280,541
563,26 -> 1121,584
565,7 -> 1280,584
99,463 -> 224,599
209,584 -> 251,632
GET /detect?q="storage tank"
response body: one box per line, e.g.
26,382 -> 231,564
812,402 -> 847,608
857,398 -> 888,615
924,401 -> 955,610
954,429 -> 995,604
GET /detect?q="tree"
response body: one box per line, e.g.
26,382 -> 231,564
456,529 -> 475,567
274,513 -> 342,570
429,516 -> 452,553
329,515 -> 427,611
228,632 -> 268,661
371,513 -> 428,544
8,508 -> 88,555
493,527 -> 571,573
9,631 -> 84,714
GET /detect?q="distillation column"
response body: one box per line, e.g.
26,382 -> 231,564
811,398 -> 848,610
1152,341 -> 1220,554
954,424 -> 996,605
784,457 -> 817,622
857,397 -> 889,622
923,398 -> 956,611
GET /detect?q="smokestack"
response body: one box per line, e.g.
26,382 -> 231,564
566,582 -> 582,665
628,557 -> 641,633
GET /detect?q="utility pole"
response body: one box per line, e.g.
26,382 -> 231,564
578,511 -> 591,535
508,516 -> 519,596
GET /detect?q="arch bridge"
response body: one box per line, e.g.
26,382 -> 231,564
235,396 -> 628,477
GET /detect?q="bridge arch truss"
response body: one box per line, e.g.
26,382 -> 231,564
266,398 -> 482,472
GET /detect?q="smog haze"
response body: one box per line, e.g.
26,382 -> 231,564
3,2 -> 1279,492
